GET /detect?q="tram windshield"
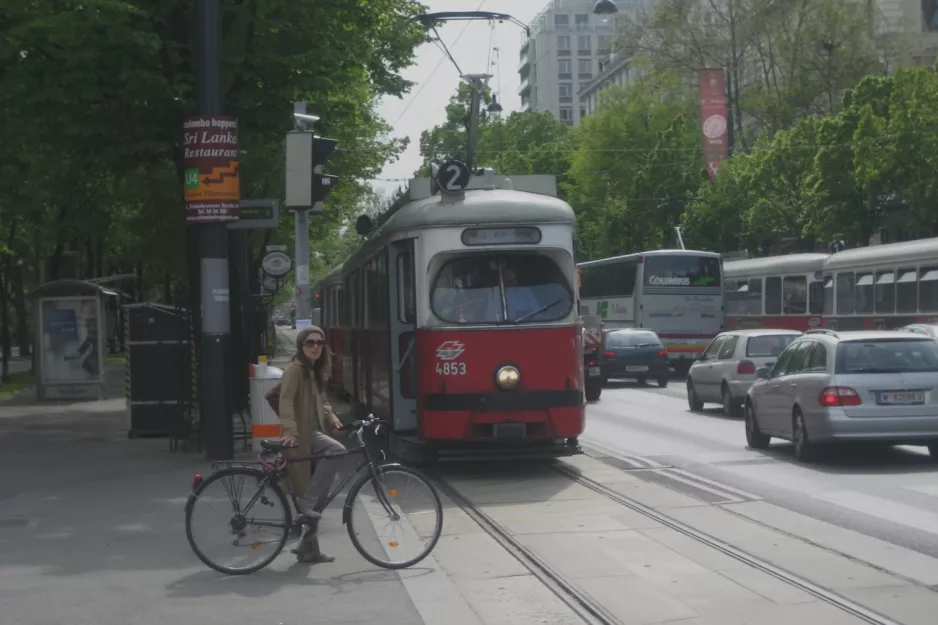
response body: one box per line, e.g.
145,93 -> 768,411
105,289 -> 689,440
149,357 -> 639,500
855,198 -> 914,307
432,253 -> 573,324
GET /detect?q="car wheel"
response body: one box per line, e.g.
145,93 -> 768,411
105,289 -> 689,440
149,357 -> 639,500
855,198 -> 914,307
657,377 -> 668,388
745,400 -> 770,450
687,379 -> 703,411
792,410 -> 814,462
927,443 -> 938,461
636,376 -> 647,385
722,384 -> 739,417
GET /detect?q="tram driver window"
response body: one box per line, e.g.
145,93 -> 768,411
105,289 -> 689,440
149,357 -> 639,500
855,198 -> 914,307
432,254 -> 573,324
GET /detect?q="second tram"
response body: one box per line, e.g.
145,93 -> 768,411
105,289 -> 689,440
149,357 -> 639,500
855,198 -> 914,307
318,167 -> 585,462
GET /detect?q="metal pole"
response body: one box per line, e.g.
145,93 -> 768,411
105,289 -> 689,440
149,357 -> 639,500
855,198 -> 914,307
463,74 -> 490,171
294,208 -> 311,321
195,0 -> 233,459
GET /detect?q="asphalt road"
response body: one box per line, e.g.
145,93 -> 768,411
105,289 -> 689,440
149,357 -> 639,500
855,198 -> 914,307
583,376 -> 938,559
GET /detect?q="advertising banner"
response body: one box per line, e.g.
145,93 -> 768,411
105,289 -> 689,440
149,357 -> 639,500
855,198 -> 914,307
182,115 -> 240,223
697,69 -> 728,182
40,297 -> 102,384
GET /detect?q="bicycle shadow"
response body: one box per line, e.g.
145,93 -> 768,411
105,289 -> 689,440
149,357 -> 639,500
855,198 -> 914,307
165,562 -> 434,599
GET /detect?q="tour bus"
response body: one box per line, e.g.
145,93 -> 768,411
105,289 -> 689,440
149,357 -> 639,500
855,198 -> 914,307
577,249 -> 724,374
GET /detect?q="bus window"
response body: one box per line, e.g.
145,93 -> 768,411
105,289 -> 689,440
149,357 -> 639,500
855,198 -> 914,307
822,275 -> 833,315
643,255 -> 721,288
855,272 -> 874,314
809,279 -> 824,315
896,268 -> 918,313
765,277 -> 782,314
921,266 -> 938,312
580,260 -> 637,298
874,270 -> 895,314
747,278 -> 763,315
836,273 -> 855,315
782,276 -> 807,314
432,254 -> 573,324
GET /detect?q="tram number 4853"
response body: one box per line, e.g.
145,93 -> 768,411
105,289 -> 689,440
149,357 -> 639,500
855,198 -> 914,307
436,362 -> 467,375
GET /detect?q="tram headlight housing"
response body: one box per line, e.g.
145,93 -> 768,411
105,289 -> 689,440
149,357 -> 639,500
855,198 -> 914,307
495,365 -> 521,390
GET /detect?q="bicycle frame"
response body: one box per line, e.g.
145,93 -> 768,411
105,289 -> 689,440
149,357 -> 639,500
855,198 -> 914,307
230,429 -> 400,530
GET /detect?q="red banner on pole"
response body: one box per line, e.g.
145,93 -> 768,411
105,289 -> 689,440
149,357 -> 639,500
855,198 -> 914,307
697,69 -> 728,182
182,115 -> 241,224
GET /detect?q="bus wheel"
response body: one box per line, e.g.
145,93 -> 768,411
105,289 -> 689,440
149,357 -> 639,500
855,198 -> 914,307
585,383 -> 602,402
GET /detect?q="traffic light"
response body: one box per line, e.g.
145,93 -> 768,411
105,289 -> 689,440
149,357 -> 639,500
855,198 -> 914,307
285,132 -> 340,212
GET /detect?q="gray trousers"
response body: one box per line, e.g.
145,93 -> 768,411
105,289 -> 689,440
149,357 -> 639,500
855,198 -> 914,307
301,431 -> 348,512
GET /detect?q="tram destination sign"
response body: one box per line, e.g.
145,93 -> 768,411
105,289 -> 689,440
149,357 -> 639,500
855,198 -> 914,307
462,226 -> 542,247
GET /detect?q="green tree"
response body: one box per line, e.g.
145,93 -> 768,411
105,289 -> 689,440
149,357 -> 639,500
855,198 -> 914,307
564,71 -> 702,258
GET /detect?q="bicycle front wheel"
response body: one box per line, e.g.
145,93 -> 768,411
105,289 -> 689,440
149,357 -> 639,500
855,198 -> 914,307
346,465 -> 443,569
185,467 -> 291,575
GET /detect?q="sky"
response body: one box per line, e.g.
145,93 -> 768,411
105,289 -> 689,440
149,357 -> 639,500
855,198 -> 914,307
370,0 -> 554,199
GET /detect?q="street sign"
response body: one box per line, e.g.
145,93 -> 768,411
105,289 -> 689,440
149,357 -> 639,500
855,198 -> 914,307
262,275 -> 280,292
228,199 -> 279,230
261,251 -> 292,277
265,244 -> 288,252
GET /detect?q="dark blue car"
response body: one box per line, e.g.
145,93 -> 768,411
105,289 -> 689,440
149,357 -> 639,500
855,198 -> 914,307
600,329 -> 670,388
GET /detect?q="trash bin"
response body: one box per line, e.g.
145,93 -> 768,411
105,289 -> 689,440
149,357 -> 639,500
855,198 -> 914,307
249,364 -> 283,452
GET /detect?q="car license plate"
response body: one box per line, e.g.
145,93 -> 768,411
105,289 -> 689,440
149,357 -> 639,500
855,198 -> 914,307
588,366 -> 601,376
877,391 -> 925,405
626,365 -> 649,373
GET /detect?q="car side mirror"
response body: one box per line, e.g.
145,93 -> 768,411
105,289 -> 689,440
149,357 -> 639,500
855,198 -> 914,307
756,367 -> 770,379
698,353 -> 708,362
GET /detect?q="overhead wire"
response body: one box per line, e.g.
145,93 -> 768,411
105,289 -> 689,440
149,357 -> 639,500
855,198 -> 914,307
390,0 -> 488,127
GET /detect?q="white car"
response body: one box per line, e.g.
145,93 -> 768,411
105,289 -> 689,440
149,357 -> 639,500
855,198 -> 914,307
687,329 -> 803,416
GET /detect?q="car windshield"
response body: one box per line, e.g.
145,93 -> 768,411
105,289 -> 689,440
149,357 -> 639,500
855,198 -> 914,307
836,339 -> 938,374
606,331 -> 661,348
431,253 -> 573,324
746,334 -> 798,357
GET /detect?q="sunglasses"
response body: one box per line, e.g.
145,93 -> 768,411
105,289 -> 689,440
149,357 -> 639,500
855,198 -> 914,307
303,339 -> 325,347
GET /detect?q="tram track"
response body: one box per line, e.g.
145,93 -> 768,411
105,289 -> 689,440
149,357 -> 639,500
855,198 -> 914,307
430,460 -> 906,625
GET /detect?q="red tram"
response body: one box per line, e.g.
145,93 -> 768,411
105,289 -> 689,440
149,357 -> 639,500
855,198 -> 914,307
318,167 -> 585,462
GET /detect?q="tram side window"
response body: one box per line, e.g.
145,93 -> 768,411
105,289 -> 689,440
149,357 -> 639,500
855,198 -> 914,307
432,253 -> 573,324
725,280 -> 744,314
765,277 -> 782,314
855,272 -> 874,314
809,279 -> 824,315
874,270 -> 895,314
823,275 -> 833,315
921,266 -> 938,312
896,268 -> 918,313
397,252 -> 416,324
746,278 -> 763,315
836,272 -> 854,315
782,276 -> 807,315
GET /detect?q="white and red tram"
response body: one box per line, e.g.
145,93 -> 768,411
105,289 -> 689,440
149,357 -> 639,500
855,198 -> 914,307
318,166 -> 585,462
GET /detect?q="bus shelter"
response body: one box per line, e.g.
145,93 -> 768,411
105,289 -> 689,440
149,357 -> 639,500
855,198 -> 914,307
31,279 -> 118,401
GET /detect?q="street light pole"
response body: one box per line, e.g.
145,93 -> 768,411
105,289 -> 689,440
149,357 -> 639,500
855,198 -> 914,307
195,0 -> 233,460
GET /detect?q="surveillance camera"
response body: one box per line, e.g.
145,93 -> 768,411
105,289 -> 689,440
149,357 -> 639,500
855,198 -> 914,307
293,113 -> 320,124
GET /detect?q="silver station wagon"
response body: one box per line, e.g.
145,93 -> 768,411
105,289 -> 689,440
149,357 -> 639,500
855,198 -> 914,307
744,330 -> 938,462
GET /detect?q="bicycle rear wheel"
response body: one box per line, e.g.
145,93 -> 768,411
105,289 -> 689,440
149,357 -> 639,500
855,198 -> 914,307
346,464 -> 443,569
185,467 -> 291,575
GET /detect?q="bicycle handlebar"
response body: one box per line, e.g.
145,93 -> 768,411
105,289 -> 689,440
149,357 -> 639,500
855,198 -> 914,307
337,414 -> 389,434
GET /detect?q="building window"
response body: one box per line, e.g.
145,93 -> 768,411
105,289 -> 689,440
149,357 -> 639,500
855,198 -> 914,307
577,35 -> 591,54
554,14 -> 569,29
578,59 -> 591,74
580,107 -> 586,118
559,108 -> 572,121
598,35 -> 611,52
558,83 -> 572,97
558,60 -> 571,74
557,35 -> 570,55
575,14 -> 589,29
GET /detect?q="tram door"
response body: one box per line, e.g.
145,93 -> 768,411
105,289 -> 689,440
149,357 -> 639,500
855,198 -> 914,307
388,239 -> 418,432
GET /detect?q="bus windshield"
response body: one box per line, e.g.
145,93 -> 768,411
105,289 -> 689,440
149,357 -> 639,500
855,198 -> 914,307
644,255 -> 721,288
432,254 -> 573,324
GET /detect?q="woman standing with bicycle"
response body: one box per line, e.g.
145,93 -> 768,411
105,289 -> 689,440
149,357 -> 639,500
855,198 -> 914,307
279,325 -> 345,564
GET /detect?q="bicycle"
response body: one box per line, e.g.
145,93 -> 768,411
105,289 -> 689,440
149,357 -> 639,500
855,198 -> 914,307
184,414 -> 444,576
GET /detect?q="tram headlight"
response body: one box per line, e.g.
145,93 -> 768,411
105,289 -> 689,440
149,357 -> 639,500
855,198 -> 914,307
495,365 -> 521,390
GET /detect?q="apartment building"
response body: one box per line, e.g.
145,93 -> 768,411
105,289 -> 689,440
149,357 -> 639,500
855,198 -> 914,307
518,0 -> 617,126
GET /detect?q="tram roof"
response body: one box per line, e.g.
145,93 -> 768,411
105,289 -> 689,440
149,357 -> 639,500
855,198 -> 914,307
724,253 -> 828,276
322,187 -> 575,280
823,237 -> 938,271
577,248 -> 720,267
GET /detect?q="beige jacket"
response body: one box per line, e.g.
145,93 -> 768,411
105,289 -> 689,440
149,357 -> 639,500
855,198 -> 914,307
278,360 -> 339,495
